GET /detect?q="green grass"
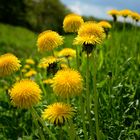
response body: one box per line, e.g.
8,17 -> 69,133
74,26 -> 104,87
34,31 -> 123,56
0,23 -> 38,58
0,23 -> 140,140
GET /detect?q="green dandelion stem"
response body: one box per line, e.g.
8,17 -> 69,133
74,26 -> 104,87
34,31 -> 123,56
93,50 -> 100,140
31,109 -> 45,140
38,74 -> 47,96
80,95 -> 88,140
31,107 -> 57,140
76,46 -> 79,70
123,18 -> 126,34
67,58 -> 71,68
86,52 -> 93,138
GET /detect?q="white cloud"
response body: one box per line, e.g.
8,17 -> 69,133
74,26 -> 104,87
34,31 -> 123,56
67,1 -> 135,23
68,1 -> 114,20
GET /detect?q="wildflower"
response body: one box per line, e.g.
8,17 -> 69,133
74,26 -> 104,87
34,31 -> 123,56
25,58 -> 35,65
52,69 -> 83,98
130,12 -> 140,22
0,53 -> 21,77
21,69 -> 27,73
43,79 -> 53,85
10,79 -> 42,109
23,64 -> 31,69
119,9 -> 132,18
63,13 -> 84,33
107,9 -> 120,22
37,30 -> 63,52
24,69 -> 37,77
58,48 -> 76,58
39,56 -> 59,75
98,21 -> 112,37
42,102 -> 75,125
73,21 -> 105,54
60,63 -> 68,69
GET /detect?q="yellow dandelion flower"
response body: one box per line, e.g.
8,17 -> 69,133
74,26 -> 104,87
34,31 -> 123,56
24,69 -> 37,77
98,21 -> 112,37
130,12 -> 140,22
63,13 -> 84,33
107,9 -> 120,22
0,53 -> 21,77
39,56 -> 60,75
21,69 -> 27,73
60,63 -> 69,69
98,21 -> 112,29
10,79 -> 42,108
58,48 -> 76,58
42,102 -> 75,125
119,9 -> 132,18
24,64 -> 31,69
107,9 -> 120,16
37,30 -> 64,52
73,21 -> 105,52
52,69 -> 83,98
25,58 -> 35,65
43,79 -> 54,85
38,56 -> 58,69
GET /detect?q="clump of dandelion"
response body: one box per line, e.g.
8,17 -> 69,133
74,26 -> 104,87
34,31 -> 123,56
63,13 -> 84,33
37,30 -> 64,52
98,21 -> 112,37
107,9 -> 120,22
52,69 -> 83,98
42,102 -> 75,126
0,53 -> 21,77
9,79 -> 42,109
73,21 -> 105,54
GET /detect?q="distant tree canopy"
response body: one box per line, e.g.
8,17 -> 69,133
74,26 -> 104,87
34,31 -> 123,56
0,0 -> 70,32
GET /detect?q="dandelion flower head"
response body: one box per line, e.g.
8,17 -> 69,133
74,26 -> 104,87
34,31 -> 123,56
63,13 -> 84,33
24,69 -> 37,77
10,79 -> 42,108
98,21 -> 112,29
25,58 -> 35,65
119,9 -> 132,18
43,78 -> 54,85
52,69 -> 83,98
38,56 -> 58,69
37,30 -> 64,52
42,102 -> 75,125
58,48 -> 76,58
0,53 -> 21,77
107,9 -> 120,16
73,21 -> 105,46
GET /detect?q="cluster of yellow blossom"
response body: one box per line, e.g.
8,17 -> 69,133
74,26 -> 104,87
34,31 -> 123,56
108,9 -> 140,22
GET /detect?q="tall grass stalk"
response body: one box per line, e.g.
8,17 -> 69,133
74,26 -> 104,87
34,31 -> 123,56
31,108 -> 45,140
93,50 -> 100,140
80,95 -> 88,140
86,52 -> 93,139
31,107 -> 57,140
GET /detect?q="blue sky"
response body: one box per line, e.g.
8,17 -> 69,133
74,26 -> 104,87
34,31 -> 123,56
60,0 -> 140,21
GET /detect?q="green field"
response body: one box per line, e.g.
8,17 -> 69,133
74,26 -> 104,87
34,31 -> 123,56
0,22 -> 140,140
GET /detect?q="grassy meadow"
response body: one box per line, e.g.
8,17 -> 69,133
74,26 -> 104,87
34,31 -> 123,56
0,19 -> 140,140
